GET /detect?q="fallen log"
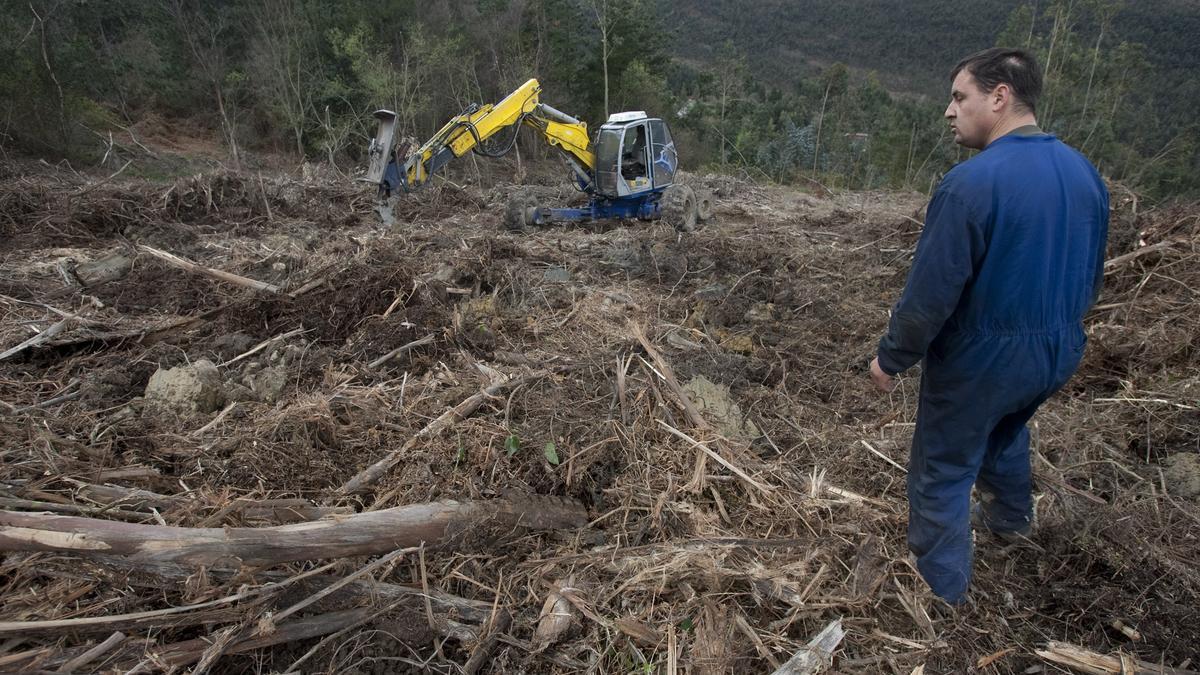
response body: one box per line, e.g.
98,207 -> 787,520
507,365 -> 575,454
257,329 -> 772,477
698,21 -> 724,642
0,496 -> 587,567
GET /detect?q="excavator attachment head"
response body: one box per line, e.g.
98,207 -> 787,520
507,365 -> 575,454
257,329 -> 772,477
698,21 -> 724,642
363,110 -> 397,186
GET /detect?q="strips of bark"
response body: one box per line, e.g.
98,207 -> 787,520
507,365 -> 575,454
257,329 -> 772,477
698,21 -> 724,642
63,482 -> 352,524
149,608 -> 374,670
0,496 -> 587,567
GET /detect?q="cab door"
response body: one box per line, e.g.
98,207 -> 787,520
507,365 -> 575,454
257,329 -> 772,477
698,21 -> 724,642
648,119 -> 677,189
617,122 -> 652,196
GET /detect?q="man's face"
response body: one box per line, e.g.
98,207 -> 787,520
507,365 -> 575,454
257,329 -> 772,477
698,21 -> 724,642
944,70 -> 998,150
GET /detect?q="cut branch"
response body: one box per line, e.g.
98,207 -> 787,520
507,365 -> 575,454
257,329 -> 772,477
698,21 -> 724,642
138,244 -> 281,293
151,608 -> 374,669
339,371 -> 551,494
1103,239 -> 1183,273
0,316 -> 73,361
1036,640 -> 1198,675
770,618 -> 844,675
62,482 -> 352,524
368,333 -> 437,369
0,578 -> 279,637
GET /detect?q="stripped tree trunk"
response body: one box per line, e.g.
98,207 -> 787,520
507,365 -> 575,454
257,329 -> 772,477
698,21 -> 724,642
0,497 -> 587,567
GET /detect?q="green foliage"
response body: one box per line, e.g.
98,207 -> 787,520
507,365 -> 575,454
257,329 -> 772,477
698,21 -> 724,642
504,434 -> 520,457
543,442 -> 559,465
0,0 -> 1193,197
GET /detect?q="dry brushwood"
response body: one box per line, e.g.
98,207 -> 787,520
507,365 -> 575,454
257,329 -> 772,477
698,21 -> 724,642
1,165 -> 1197,673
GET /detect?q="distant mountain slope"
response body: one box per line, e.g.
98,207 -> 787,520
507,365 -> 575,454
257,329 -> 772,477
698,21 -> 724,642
668,0 -> 1021,95
668,0 -> 1200,119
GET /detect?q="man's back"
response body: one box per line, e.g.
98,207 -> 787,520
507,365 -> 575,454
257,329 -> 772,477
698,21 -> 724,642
937,133 -> 1109,336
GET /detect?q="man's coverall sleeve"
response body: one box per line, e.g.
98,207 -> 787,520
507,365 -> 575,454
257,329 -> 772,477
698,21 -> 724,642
1089,188 -> 1110,309
877,189 -> 984,375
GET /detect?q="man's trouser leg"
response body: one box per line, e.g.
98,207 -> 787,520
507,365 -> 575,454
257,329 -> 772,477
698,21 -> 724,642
906,370 -> 989,604
976,410 -> 1037,533
907,328 -> 1085,602
976,329 -> 1086,534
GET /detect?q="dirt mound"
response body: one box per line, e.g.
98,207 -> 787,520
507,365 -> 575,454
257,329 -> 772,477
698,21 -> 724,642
0,164 -> 1196,674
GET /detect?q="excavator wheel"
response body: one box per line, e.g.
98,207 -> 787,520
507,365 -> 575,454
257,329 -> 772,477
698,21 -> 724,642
661,184 -> 699,232
504,191 -> 539,232
695,189 -> 715,221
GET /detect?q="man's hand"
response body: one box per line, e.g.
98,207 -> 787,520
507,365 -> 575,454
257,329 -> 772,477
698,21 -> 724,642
870,357 -> 897,393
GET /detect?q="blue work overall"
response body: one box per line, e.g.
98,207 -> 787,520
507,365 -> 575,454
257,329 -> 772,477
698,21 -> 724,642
877,132 -> 1108,603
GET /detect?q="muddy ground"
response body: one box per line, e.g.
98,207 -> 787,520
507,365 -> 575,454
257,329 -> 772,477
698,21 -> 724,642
0,158 -> 1197,674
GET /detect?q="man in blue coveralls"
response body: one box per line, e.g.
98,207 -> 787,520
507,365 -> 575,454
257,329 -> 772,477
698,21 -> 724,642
868,48 -> 1108,604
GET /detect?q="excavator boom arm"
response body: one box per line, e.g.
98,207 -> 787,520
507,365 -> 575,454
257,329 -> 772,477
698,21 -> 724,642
390,79 -> 594,192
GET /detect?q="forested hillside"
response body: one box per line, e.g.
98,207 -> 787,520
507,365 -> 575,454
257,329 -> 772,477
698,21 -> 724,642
669,0 -> 1200,196
1,0 -> 1196,198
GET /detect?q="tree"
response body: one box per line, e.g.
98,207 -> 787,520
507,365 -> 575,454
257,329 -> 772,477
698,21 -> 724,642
711,41 -> 748,166
167,0 -> 245,169
248,0 -> 322,157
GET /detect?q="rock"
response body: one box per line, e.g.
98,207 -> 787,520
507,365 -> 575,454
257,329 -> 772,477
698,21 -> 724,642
224,382 -> 256,403
466,295 -> 498,317
144,359 -> 226,414
745,302 -> 776,323
681,375 -> 760,442
210,332 -> 257,360
715,330 -> 756,355
1163,453 -> 1200,498
542,266 -> 571,282
249,366 -> 288,404
694,284 -> 727,301
75,252 -> 133,286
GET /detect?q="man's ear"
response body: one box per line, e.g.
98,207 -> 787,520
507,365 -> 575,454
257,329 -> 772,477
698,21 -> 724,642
991,83 -> 1011,112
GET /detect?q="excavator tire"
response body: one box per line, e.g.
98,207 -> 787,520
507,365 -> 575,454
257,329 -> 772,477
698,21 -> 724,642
661,184 -> 698,232
504,191 -> 539,232
695,189 -> 715,221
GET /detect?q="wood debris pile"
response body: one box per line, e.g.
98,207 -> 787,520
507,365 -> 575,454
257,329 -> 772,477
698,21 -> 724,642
0,163 -> 1196,673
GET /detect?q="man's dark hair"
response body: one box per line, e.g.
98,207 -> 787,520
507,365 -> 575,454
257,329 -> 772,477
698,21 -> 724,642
952,48 -> 1043,113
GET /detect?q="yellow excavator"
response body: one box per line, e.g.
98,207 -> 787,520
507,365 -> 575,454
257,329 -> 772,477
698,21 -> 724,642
363,78 -> 712,230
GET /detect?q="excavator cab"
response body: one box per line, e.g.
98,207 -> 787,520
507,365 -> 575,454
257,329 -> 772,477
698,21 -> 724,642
593,112 -> 677,199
